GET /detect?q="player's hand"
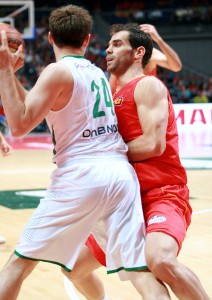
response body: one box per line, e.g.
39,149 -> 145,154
13,44 -> 24,72
139,24 -> 161,43
0,30 -> 24,72
1,141 -> 12,156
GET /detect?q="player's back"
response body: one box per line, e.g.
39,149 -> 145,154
46,56 -> 127,166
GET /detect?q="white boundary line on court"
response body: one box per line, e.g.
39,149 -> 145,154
192,208 -> 212,215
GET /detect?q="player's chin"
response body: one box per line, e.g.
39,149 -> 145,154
106,63 -> 114,73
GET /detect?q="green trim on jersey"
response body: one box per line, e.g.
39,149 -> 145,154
107,265 -> 148,274
14,250 -> 71,272
61,55 -> 84,59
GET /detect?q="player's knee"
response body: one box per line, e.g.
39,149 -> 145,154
6,253 -> 37,279
62,266 -> 86,282
148,255 -> 177,281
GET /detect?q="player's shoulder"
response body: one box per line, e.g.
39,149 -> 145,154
40,62 -> 63,77
41,62 -> 73,82
138,75 -> 164,87
45,62 -> 69,72
136,75 -> 167,97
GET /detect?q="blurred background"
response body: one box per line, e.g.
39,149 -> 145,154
0,0 -> 211,104
0,0 -> 211,165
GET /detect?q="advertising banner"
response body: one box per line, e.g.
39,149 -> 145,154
174,103 -> 212,169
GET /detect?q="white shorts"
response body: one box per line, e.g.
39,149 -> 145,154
15,154 -> 147,274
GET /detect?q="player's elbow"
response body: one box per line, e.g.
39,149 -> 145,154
152,140 -> 166,157
10,124 -> 29,137
10,128 -> 25,137
172,61 -> 182,72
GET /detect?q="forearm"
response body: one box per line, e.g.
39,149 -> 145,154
127,135 -> 165,162
0,77 -> 28,102
127,143 -> 155,162
0,67 -> 27,136
156,37 -> 182,71
14,76 -> 28,101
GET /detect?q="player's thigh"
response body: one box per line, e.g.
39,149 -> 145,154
145,231 -> 178,265
62,245 -> 102,280
143,185 -> 191,252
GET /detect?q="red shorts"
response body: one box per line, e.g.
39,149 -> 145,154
86,184 -> 192,265
85,234 -> 106,266
142,184 -> 192,251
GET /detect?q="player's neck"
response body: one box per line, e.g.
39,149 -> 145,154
117,66 -> 144,88
54,45 -> 85,61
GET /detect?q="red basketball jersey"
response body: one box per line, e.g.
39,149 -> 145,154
148,67 -> 157,76
113,75 -> 187,192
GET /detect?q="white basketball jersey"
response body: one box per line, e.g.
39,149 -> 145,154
46,56 -> 127,165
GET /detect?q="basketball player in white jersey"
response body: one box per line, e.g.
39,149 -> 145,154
0,5 -> 168,300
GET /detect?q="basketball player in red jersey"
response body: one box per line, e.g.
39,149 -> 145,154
109,23 -> 182,95
65,24 -> 210,300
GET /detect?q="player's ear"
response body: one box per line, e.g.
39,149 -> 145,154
83,34 -> 90,48
48,31 -> 53,45
135,46 -> 145,59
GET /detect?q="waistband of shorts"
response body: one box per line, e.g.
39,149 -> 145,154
56,151 -> 128,167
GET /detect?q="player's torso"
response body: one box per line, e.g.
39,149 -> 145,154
46,56 -> 127,165
113,76 -> 187,191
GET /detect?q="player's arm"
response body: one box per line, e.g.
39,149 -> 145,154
0,63 -> 72,137
127,76 -> 168,162
12,45 -> 29,101
140,24 -> 182,72
14,76 -> 28,102
0,131 -> 12,156
0,40 -> 25,100
0,31 -> 72,136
